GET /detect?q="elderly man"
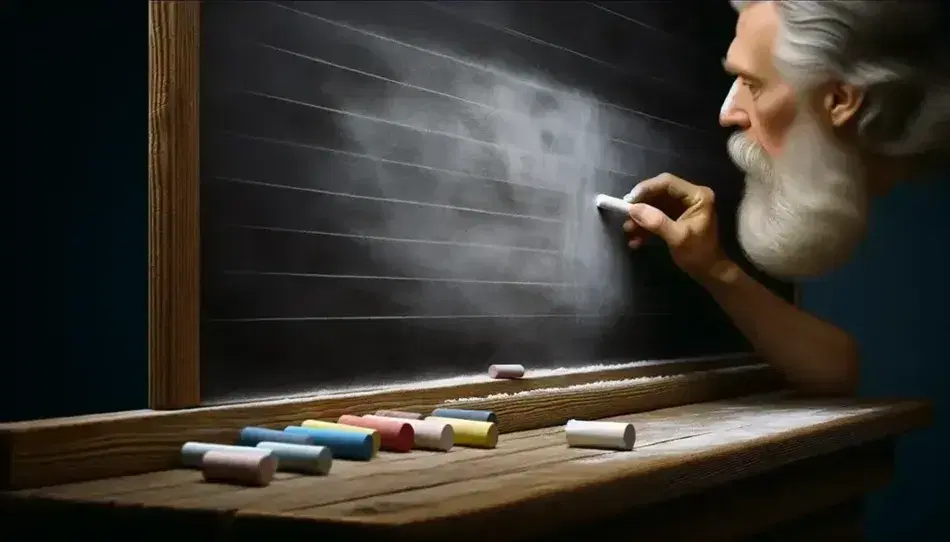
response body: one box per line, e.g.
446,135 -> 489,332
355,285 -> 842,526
623,1 -> 949,395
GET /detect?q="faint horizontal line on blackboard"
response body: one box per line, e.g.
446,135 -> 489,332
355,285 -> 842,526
252,41 -> 711,153
585,2 -> 671,35
238,89 -> 638,179
219,270 -> 573,288
206,313 -> 675,323
211,176 -> 564,223
215,224 -> 563,255
216,131 -> 568,195
269,2 -> 710,135
420,1 -> 674,87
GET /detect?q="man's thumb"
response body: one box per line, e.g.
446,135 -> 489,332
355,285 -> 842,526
628,203 -> 684,246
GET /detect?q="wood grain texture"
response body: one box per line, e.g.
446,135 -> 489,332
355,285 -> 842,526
0,356 -> 773,489
258,399 -> 928,541
3,396 -> 929,542
573,446 -> 887,542
148,0 -> 201,409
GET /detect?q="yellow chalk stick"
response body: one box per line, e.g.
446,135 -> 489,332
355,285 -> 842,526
301,419 -> 380,455
425,416 -> 498,448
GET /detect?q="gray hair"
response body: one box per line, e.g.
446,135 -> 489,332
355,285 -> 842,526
731,1 -> 950,161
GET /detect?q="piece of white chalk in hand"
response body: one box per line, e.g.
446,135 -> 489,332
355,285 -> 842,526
623,185 -> 642,203
565,419 -> 636,451
594,194 -> 633,215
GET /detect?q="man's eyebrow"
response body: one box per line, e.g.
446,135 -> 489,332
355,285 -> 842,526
721,58 -> 763,83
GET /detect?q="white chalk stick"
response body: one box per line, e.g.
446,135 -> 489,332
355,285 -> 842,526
201,449 -> 278,486
180,441 -> 273,468
488,364 -> 525,379
565,419 -> 636,451
594,194 -> 633,215
363,415 -> 455,451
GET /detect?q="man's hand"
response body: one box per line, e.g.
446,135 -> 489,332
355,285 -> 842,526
623,173 -> 734,282
623,175 -> 859,396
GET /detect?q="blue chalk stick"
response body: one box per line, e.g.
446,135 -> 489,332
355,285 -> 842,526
239,426 -> 316,447
431,408 -> 497,423
283,426 -> 374,461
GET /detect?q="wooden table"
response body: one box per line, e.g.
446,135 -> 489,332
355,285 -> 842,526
1,394 -> 930,541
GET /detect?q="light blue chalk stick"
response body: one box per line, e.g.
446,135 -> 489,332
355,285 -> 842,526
283,426 -> 374,461
256,441 -> 333,475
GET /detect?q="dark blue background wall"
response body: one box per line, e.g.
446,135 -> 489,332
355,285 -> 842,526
5,2 -> 944,540
802,174 -> 949,541
5,1 -> 148,421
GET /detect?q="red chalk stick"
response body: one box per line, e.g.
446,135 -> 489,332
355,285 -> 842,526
337,414 -> 414,453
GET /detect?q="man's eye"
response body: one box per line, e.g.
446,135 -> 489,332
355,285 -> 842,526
742,80 -> 761,97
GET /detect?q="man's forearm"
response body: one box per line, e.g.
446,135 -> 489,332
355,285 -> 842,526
699,261 -> 860,395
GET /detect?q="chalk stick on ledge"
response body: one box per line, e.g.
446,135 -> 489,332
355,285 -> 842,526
594,193 -> 634,215
282,425 -> 375,461
337,414 -> 415,453
301,419 -> 381,455
488,364 -> 525,379
363,415 -> 455,452
426,416 -> 498,449
256,441 -> 333,475
565,419 -> 636,451
374,409 -> 425,420
201,449 -> 278,487
431,407 -> 497,424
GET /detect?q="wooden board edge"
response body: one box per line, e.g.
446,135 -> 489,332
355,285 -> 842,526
0,357 -> 776,489
299,398 -> 929,538
225,440 -> 893,542
148,0 -> 201,410
0,445 -> 886,541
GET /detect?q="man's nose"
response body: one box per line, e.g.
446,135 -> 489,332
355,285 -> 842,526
718,80 -> 750,128
720,108 -> 750,129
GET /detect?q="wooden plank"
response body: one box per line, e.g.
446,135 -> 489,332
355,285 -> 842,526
13,397 -> 755,504
0,356 -> 774,489
361,443 -> 887,542
3,399 -> 927,542
1,463 -> 877,542
128,400 -> 769,510
225,398 -> 928,541
148,0 -> 201,409
613,447 -> 886,541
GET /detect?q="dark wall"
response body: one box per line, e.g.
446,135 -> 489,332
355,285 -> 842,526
4,1 -> 147,423
199,1 -> 784,402
801,174 -> 950,541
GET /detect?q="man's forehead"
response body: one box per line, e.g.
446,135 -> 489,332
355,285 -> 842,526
727,2 -> 780,79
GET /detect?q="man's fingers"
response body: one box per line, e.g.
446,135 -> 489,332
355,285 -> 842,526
626,173 -> 710,207
628,203 -> 686,246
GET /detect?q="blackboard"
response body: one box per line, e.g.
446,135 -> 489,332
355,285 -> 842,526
199,1 -> 794,403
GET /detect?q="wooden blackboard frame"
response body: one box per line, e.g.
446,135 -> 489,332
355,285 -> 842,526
148,0 -> 201,410
0,0 -> 800,493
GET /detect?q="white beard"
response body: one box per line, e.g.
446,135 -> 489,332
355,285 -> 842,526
727,111 -> 869,278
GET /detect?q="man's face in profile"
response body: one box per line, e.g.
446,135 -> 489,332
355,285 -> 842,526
719,2 -> 869,278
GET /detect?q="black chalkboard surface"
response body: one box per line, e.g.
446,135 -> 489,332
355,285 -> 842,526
199,1 -> 793,402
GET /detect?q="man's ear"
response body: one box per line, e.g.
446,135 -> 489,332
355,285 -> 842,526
823,82 -> 865,127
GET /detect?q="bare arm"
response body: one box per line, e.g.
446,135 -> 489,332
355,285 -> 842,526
622,174 -> 859,396
699,262 -> 860,395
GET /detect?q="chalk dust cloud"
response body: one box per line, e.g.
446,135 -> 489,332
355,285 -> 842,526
317,10 -> 661,332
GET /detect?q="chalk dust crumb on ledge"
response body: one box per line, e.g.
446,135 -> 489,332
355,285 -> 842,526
443,364 -> 768,403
